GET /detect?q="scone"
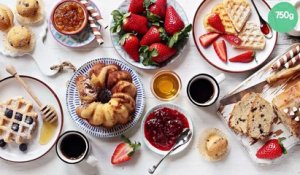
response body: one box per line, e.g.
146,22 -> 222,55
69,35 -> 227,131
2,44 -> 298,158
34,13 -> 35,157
16,0 -> 44,24
0,4 -> 14,31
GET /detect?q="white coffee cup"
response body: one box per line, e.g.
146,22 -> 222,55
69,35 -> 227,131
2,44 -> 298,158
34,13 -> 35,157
187,73 -> 225,107
56,131 -> 98,166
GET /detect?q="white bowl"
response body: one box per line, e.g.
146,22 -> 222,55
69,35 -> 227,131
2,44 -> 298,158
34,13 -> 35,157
288,0 -> 300,36
141,104 -> 193,155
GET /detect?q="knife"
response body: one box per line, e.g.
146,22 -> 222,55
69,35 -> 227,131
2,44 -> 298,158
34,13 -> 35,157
220,63 -> 300,106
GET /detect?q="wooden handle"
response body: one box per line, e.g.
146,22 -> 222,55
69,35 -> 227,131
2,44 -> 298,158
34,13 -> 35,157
267,64 -> 300,84
6,65 -> 43,107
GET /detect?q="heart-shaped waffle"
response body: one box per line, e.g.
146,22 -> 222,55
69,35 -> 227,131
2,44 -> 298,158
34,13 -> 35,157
223,0 -> 251,32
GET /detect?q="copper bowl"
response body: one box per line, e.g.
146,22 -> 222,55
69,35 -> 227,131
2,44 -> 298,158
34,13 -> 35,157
51,0 -> 88,35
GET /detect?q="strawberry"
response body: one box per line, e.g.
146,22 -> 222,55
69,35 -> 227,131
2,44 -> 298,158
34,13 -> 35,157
111,135 -> 141,165
256,138 -> 287,160
229,50 -> 256,63
128,0 -> 145,14
119,33 -> 140,62
140,26 -> 169,46
168,24 -> 192,48
111,10 -> 149,35
213,40 -> 227,62
199,32 -> 220,48
164,6 -> 185,35
144,0 -> 167,20
140,43 -> 177,65
207,13 -> 225,33
222,34 -> 242,46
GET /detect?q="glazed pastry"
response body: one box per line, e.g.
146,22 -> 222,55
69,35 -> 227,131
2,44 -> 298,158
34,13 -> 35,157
0,4 -> 14,31
107,70 -> 132,89
0,97 -> 38,144
198,128 -> 229,161
111,80 -> 137,98
90,64 -> 119,89
16,0 -> 44,24
75,75 -> 97,104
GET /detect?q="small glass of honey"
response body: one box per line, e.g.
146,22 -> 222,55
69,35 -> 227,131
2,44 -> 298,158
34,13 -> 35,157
151,70 -> 182,101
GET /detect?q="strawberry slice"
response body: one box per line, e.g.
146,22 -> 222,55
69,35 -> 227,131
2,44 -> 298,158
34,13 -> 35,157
213,40 -> 227,62
207,13 -> 225,33
199,32 -> 220,48
256,138 -> 287,160
222,34 -> 242,46
111,135 -> 141,165
229,50 -> 256,63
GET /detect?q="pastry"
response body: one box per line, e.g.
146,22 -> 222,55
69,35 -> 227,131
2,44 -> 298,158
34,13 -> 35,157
229,93 -> 274,140
16,0 -> 44,24
0,4 -> 14,31
0,97 -> 38,144
76,63 -> 137,128
76,75 -> 97,104
4,25 -> 35,53
272,82 -> 300,138
203,3 -> 236,34
223,0 -> 251,32
234,22 -> 266,50
198,128 -> 229,161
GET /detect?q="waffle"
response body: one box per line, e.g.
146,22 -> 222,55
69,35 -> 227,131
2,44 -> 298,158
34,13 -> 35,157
0,97 -> 38,144
223,0 -> 251,32
234,22 -> 265,50
203,3 -> 236,34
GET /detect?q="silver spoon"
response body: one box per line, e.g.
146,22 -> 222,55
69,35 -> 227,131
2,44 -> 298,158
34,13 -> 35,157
148,128 -> 192,174
251,0 -> 273,39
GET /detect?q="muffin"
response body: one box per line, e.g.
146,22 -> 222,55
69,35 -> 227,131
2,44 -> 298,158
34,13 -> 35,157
198,128 -> 229,161
4,25 -> 35,53
0,4 -> 14,31
16,0 -> 44,24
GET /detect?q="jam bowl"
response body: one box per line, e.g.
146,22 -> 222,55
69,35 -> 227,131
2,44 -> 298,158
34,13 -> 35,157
51,0 -> 88,35
141,104 -> 193,155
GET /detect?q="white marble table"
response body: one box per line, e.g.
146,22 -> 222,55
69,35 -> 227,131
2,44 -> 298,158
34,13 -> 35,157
0,0 -> 300,174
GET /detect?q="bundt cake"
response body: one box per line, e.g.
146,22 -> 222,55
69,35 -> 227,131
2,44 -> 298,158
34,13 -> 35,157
75,63 -> 137,128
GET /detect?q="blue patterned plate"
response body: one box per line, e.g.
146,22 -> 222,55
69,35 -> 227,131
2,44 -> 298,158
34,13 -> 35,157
66,58 -> 145,138
110,0 -> 189,69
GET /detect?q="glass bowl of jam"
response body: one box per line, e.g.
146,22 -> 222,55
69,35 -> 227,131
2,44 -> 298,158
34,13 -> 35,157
51,0 -> 88,35
141,104 -> 193,155
151,70 -> 182,101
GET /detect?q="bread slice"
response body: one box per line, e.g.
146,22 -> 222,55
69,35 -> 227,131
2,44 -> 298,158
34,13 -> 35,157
247,96 -> 274,140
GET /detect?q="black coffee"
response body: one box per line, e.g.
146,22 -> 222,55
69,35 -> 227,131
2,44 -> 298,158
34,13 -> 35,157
60,134 -> 87,160
189,78 -> 214,104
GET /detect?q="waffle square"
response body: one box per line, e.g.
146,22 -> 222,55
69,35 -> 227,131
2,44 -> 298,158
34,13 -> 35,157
223,0 -> 251,32
204,3 -> 236,34
235,22 -> 266,50
0,97 -> 38,144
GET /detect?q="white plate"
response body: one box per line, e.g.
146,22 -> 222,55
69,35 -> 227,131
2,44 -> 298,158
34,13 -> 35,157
141,103 -> 193,155
193,0 -> 277,73
0,76 -> 63,163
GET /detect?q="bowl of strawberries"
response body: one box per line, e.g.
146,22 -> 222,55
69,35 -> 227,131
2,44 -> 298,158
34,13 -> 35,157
110,0 -> 191,69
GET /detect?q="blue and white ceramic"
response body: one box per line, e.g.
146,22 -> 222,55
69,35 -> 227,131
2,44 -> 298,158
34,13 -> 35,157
66,58 -> 145,138
110,0 -> 190,69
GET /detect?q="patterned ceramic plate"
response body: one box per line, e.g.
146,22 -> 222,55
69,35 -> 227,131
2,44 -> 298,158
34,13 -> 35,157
49,0 -> 100,48
66,58 -> 145,138
110,0 -> 189,69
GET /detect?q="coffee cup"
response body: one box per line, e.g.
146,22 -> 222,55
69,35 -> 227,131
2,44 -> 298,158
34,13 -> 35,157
287,1 -> 300,36
187,73 -> 225,107
56,131 -> 97,166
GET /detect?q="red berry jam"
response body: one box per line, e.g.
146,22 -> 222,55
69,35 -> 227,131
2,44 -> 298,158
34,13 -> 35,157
144,107 -> 189,151
260,23 -> 270,35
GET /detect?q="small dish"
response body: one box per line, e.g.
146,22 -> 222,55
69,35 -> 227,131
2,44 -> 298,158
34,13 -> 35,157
287,1 -> 300,37
51,0 -> 88,35
141,104 -> 193,155
151,70 -> 182,101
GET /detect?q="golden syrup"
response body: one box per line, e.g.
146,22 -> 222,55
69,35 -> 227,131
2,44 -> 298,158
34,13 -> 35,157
152,71 -> 181,100
39,121 -> 57,145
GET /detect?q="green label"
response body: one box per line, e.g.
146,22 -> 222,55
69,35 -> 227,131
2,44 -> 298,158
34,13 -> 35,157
268,2 -> 298,33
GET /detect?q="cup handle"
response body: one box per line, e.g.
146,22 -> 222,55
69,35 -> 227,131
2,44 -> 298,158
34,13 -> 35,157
215,73 -> 225,84
85,155 -> 98,167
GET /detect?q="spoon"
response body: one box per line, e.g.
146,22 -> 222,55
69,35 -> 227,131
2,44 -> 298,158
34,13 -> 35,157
251,0 -> 273,39
148,128 -> 192,174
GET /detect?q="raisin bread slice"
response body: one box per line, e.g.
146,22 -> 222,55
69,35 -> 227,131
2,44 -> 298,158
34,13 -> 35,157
247,96 -> 274,140
229,93 -> 257,134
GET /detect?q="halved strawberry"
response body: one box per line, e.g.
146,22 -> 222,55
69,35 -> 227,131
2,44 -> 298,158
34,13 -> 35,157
213,40 -> 227,62
111,135 -> 141,165
256,138 -> 287,160
222,34 -> 242,46
199,32 -> 220,48
229,50 -> 255,63
207,13 -> 225,33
